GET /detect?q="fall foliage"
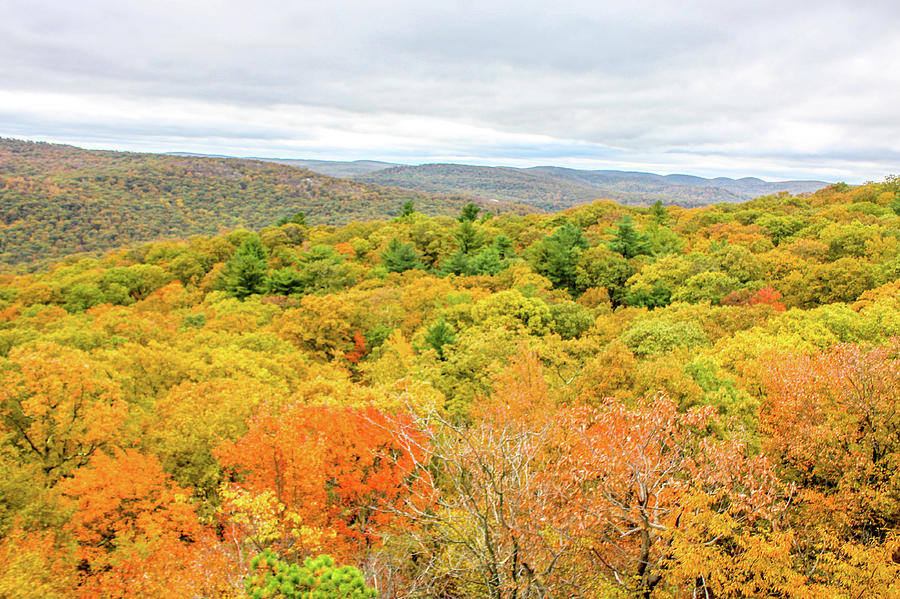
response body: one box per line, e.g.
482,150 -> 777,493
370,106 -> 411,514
1,175 -> 900,597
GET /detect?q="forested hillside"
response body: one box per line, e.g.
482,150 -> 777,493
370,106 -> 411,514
1,178 -> 900,598
358,163 -> 609,209
357,163 -> 830,209
256,158 -> 401,178
0,139 -> 523,269
528,166 -> 828,201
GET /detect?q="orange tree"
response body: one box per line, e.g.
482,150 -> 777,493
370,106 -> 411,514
763,341 -> 900,539
761,341 -> 900,593
215,402 -> 430,561
552,394 -> 779,598
56,448 -> 213,599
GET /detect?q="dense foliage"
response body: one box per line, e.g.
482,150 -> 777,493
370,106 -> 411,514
246,552 -> 377,599
1,177 -> 899,597
0,139 -> 531,269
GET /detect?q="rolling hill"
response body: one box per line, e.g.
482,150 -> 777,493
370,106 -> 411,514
0,138 -> 833,268
165,154 -> 831,211
358,164 -> 606,211
0,139 -> 519,269
357,164 -> 830,209
527,167 -> 828,201
255,158 -> 401,178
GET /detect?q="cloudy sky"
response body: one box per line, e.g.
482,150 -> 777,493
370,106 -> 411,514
2,0 -> 899,182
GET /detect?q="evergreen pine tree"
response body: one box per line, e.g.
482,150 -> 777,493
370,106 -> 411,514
246,551 -> 377,599
606,215 -> 652,259
459,203 -> 481,222
491,233 -> 514,259
530,222 -> 589,294
650,200 -> 668,224
381,238 -> 422,273
455,220 -> 483,254
425,318 -> 456,359
222,235 -> 269,299
267,267 -> 305,296
469,246 -> 504,275
441,249 -> 471,276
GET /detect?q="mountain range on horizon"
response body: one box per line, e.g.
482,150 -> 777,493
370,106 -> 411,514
176,154 -> 831,209
1,137 -> 834,268
355,164 -> 829,210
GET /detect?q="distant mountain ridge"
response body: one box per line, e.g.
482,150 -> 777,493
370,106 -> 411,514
652,172 -> 828,197
3,139 -> 832,267
527,166 -> 828,204
358,164 -> 830,209
165,153 -> 399,178
167,154 -> 831,209
255,158 -> 400,178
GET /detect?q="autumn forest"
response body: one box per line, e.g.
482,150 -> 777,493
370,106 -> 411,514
2,146 -> 900,598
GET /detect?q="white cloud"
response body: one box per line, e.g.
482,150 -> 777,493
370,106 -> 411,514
2,0 -> 899,182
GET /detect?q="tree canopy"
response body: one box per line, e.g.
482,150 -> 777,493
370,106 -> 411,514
1,177 -> 899,597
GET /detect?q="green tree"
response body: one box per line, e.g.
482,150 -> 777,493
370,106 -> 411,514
606,215 -> 651,259
441,249 -> 471,276
62,283 -> 105,313
408,219 -> 452,268
625,280 -> 672,309
756,214 -> 806,246
381,238 -> 422,273
645,224 -> 683,256
425,318 -> 456,359
549,301 -> 594,339
575,246 -> 634,305
295,246 -> 357,294
222,235 -> 269,299
267,267 -> 305,296
400,201 -> 415,217
455,220 -> 483,254
672,271 -> 742,304
530,222 -> 589,295
167,252 -> 207,285
246,551 -> 376,599
459,202 -> 481,222
468,246 -> 505,275
99,265 -> 171,303
620,319 -> 709,358
491,233 -> 514,259
650,200 -> 668,224
278,211 -> 306,226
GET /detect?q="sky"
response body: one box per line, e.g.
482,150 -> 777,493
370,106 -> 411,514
2,0 -> 899,183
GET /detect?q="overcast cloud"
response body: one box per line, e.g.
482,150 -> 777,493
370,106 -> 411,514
2,0 -> 899,182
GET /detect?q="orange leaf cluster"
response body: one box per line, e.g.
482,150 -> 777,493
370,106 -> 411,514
215,403 -> 430,559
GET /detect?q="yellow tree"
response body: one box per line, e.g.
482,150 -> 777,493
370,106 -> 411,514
275,294 -> 356,361
0,343 -> 128,480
